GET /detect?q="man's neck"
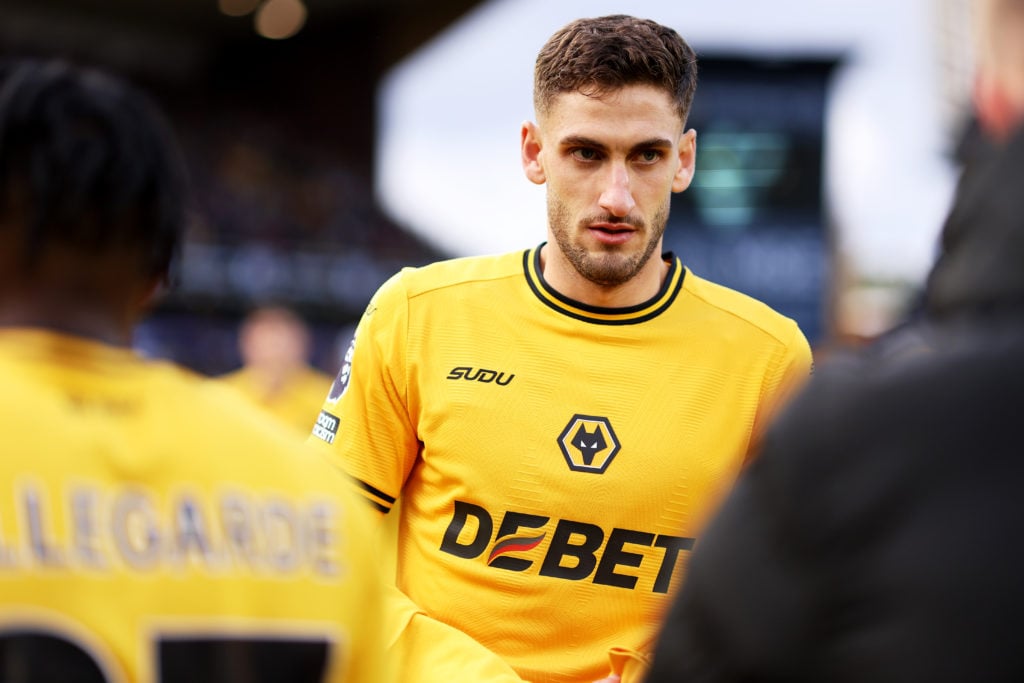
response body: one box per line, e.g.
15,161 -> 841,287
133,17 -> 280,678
0,293 -> 136,347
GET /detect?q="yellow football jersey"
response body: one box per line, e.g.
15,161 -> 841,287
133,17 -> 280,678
219,365 -> 333,436
310,246 -> 813,683
0,328 -> 389,683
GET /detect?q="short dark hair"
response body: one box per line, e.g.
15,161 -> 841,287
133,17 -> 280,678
533,15 -> 698,123
0,58 -> 187,279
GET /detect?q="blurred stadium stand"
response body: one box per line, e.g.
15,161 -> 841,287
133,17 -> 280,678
0,0 -> 482,374
666,57 -> 836,344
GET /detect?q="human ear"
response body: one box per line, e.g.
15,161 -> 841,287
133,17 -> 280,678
521,121 -> 546,185
672,129 -> 697,193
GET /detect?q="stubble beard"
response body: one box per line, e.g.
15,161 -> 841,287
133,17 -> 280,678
547,195 -> 670,288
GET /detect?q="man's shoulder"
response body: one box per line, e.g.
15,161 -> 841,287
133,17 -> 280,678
682,268 -> 803,346
123,367 -> 340,486
391,249 -> 527,299
0,346 -> 306,463
0,354 -> 58,414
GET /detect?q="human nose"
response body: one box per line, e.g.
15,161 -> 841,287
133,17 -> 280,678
598,163 -> 636,217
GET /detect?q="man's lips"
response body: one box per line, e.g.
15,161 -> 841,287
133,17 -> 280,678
588,223 -> 636,244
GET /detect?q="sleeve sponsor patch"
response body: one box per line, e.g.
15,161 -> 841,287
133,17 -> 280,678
312,410 -> 340,444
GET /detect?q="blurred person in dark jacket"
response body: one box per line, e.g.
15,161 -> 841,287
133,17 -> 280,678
645,0 -> 1024,681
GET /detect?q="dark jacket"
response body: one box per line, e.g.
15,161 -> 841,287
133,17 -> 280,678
645,127 -> 1024,682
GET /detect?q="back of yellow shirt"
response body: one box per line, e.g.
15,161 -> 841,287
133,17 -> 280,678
0,329 -> 388,683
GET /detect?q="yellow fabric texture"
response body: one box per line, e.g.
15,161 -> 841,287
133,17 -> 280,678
0,329 -> 391,683
608,646 -> 652,682
219,365 -> 333,436
310,246 -> 813,683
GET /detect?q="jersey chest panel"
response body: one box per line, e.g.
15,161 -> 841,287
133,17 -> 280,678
400,297 -> 764,587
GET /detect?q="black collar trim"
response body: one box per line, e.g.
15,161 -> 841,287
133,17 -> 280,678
522,244 -> 685,325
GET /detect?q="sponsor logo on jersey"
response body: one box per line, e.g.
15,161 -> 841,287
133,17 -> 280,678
445,366 -> 514,386
439,500 -> 693,593
326,336 -> 356,404
312,410 -> 340,444
557,414 -> 620,474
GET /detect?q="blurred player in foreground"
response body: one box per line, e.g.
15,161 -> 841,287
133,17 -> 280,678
0,58 -> 388,682
645,0 -> 1024,680
310,14 -> 812,683
220,305 -> 333,436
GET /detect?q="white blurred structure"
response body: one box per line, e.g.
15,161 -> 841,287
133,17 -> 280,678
377,0 -> 974,337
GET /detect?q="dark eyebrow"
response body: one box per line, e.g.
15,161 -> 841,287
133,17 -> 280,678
559,135 -> 673,155
629,138 -> 674,154
560,135 -> 608,151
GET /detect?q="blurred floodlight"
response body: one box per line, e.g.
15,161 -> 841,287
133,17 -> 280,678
255,0 -> 307,40
218,0 -> 260,17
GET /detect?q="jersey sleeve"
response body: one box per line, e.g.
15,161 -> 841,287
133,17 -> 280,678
606,646 -> 653,683
308,271 -> 420,515
747,320 -> 814,462
384,584 -> 529,683
330,481 -> 396,683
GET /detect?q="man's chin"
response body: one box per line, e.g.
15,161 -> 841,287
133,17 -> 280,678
575,255 -> 641,288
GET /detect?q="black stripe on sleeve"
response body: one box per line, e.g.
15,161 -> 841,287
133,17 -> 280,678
347,475 -> 397,513
351,477 -> 396,505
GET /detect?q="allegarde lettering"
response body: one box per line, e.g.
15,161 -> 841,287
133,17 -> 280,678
0,481 -> 341,578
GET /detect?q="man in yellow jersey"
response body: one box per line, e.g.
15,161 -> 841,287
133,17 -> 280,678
645,1 -> 1024,681
220,305 -> 333,436
310,15 -> 813,683
0,58 -> 389,682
